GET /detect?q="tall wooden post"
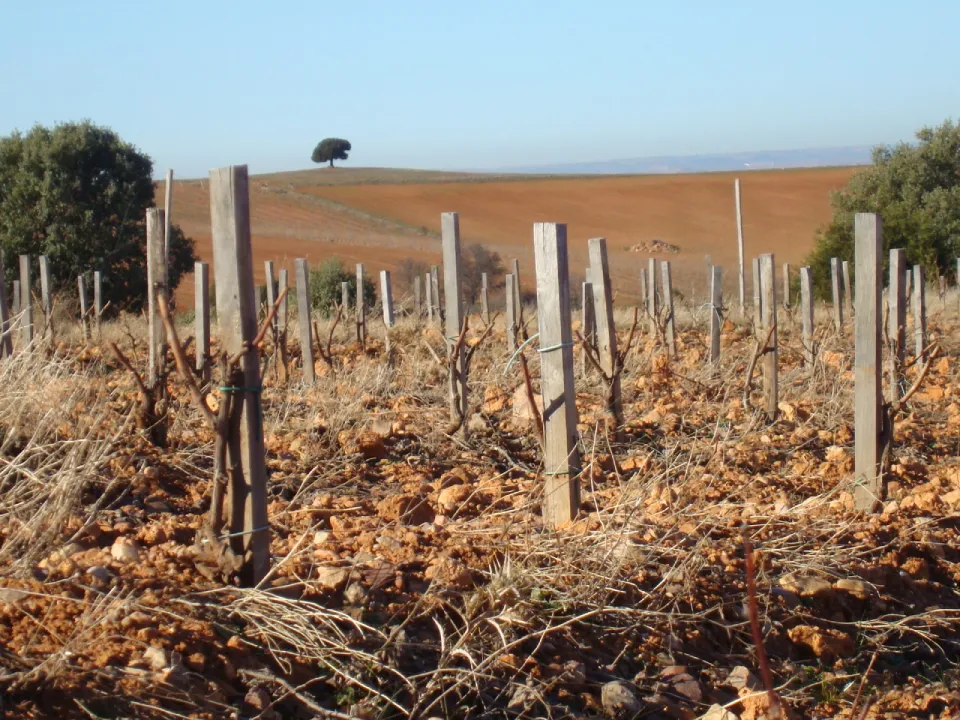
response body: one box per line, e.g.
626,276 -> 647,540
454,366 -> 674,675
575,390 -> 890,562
584,267 -> 597,351
905,267 -> 913,312
782,263 -> 791,309
195,261 -> 211,385
480,272 -> 490,325
888,249 -> 906,400
534,223 -> 581,527
0,253 -> 12,357
639,268 -> 647,328
414,275 -> 422,317
647,258 -> 658,336
709,265 -> 722,363
581,279 -> 594,378
39,255 -> 53,340
380,270 -> 395,327
442,213 -> 467,435
661,260 -> 676,357
505,273 -> 517,351
853,214 -> 882,512
800,267 -> 815,368
12,281 -> 20,323
759,254 -> 778,421
146,209 -> 167,386
19,255 -> 32,347
751,256 -> 761,333
78,276 -> 90,341
264,261 -> 278,338
831,257 -> 844,330
209,164 -> 270,584
164,169 -> 174,294
842,260 -> 853,317
295,258 -> 315,383
425,273 -> 434,324
913,265 -> 926,362
356,263 -> 367,345
430,265 -> 441,323
588,238 -> 623,430
511,258 -> 522,333
277,268 -> 289,378
734,178 -> 746,315
93,271 -> 103,340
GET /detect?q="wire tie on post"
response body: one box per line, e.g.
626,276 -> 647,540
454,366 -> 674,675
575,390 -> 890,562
217,386 -> 263,393
538,341 -> 574,354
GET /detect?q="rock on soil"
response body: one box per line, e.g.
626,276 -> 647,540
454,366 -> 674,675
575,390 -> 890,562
110,538 -> 141,564
787,624 -> 855,661
601,680 -> 642,718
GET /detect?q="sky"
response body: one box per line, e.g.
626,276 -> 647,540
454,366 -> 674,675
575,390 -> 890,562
1,1 -> 958,178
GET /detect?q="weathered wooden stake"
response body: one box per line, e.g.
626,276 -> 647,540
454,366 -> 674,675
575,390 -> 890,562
782,262 -> 791,309
534,223 -> 581,527
511,258 -> 522,333
709,265 -> 722,363
588,238 -> 622,427
759,254 -> 778,421
195,261 -> 211,384
638,270 -> 647,331
913,265 -> 926,362
800,267 -> 815,367
146,209 -> 166,386
295,259 -> 315,383
853,214 -> 882,512
751,256 -> 761,334
12,281 -> 20,322
735,178 -> 746,315
277,268 -> 289,380
480,272 -> 490,325
356,263 -> 367,345
380,270 -> 395,327
209,164 -> 270,584
78,275 -> 90,341
442,213 -> 467,435
888,249 -> 906,400
831,257 -> 844,330
842,259 -> 853,317
647,258 -> 658,336
164,169 -> 174,293
93,271 -> 103,340
905,266 -> 913,313
425,273 -> 434,324
430,265 -> 441,323
264,261 -> 278,338
661,260 -> 676,357
19,255 -> 32,347
39,256 -> 53,339
505,273 -> 517,351
0,253 -> 12,357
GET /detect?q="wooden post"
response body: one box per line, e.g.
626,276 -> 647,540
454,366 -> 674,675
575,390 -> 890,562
12,281 -> 20,321
831,257 -> 844,330
511,258 -> 522,332
295,258 -> 315,383
913,264 -> 926,362
800,267 -> 815,368
39,255 -> 53,340
380,270 -> 395,327
209,164 -> 270,584
505,273 -> 517,351
759,254 -> 778,421
735,178 -> 746,315
19,255 -> 32,347
842,260 -> 853,317
163,169 -> 174,295
442,213 -> 468,435
93,271 -> 103,340
588,238 -> 622,428
751,256 -> 761,333
264,261 -> 278,338
146,209 -> 167,386
0,253 -> 12,357
425,272 -> 434,324
534,223 -> 581,527
430,265 -> 441,323
78,275 -> 90,341
661,260 -> 676,357
356,263 -> 367,345
414,275 -> 422,317
887,250 -> 905,401
853,214 -> 882,512
584,267 -> 597,351
709,265 -> 722,363
782,262 -> 791,309
905,266 -> 913,312
480,272 -> 490,325
647,258 -> 658,336
195,261 -> 211,385
277,267 -> 289,377
581,279 -> 594,378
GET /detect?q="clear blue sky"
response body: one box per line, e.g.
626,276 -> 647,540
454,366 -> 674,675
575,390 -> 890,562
1,1 -> 957,178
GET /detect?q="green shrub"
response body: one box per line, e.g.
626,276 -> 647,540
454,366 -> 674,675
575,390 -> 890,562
309,258 -> 376,317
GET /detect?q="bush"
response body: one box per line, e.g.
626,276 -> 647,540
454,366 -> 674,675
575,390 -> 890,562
806,119 -> 960,299
0,120 -> 197,313
309,258 -> 376,317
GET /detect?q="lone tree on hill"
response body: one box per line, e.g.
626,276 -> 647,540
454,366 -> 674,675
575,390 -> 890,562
806,119 -> 960,299
311,138 -> 352,168
0,120 -> 197,313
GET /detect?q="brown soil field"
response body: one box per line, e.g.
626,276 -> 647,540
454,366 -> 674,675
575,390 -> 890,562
159,167 -> 855,309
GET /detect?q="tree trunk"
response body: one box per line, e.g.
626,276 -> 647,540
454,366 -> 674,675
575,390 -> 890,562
329,159 -> 334,168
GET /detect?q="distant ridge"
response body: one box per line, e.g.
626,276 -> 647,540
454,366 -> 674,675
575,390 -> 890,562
497,146 -> 873,175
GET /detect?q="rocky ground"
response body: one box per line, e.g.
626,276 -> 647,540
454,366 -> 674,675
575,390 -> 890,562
0,306 -> 958,719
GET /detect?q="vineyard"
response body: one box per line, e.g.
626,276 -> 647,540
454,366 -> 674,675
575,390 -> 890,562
0,166 -> 958,720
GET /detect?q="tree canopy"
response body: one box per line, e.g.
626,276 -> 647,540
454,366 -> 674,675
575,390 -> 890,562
0,120 -> 197,313
806,119 -> 960,298
311,138 -> 352,168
